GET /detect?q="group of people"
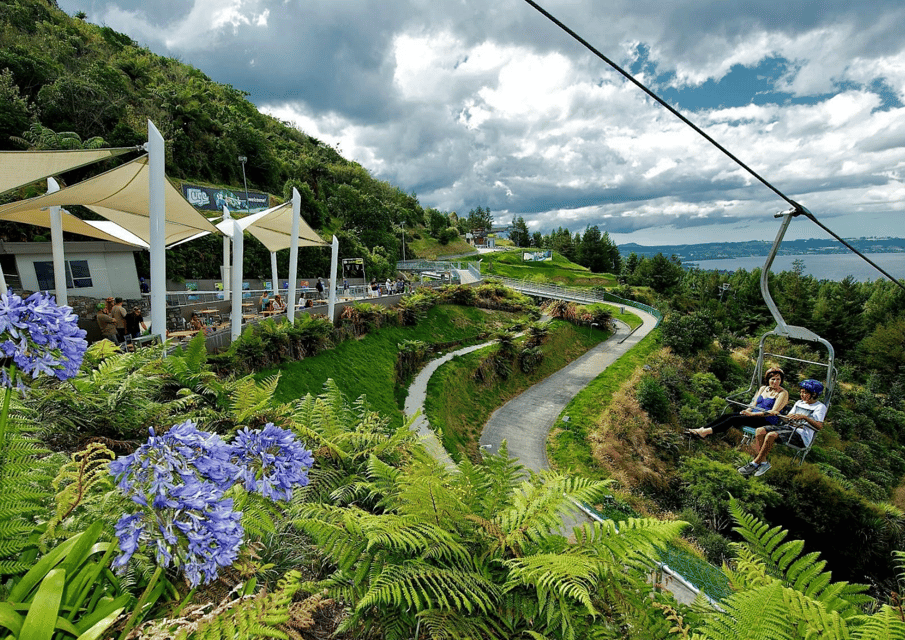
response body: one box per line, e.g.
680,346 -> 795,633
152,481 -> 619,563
258,292 -> 288,313
95,297 -> 147,344
685,366 -> 827,477
368,278 -> 406,297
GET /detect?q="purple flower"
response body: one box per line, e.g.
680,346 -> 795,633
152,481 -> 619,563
229,423 -> 314,502
0,289 -> 87,386
110,420 -> 314,587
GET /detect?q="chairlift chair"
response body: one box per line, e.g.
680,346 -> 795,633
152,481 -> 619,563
728,207 -> 837,463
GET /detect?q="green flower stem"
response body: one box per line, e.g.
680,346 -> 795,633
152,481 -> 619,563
67,541 -> 118,622
169,585 -> 197,620
118,564 -> 163,640
0,364 -> 17,460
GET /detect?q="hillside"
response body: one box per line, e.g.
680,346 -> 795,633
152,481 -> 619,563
0,0 -> 431,281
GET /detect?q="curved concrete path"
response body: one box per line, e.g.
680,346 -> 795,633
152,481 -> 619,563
479,309 -> 658,468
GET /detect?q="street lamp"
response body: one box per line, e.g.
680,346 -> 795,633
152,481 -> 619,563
238,156 -> 249,211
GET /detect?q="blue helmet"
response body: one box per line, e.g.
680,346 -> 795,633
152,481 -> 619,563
799,379 -> 824,397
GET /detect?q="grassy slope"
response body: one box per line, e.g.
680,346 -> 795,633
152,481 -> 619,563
482,250 -> 618,288
424,320 -> 611,463
547,331 -> 662,480
258,305 -> 525,425
408,234 -> 476,259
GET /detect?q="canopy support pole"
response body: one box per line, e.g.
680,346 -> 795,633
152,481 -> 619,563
327,235 -> 339,323
148,120 -> 166,345
222,207 -> 231,301
47,177 -> 67,305
230,219 -> 243,342
287,188 -> 300,323
270,252 -> 279,297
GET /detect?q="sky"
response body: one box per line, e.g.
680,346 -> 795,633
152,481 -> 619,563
57,0 -> 905,246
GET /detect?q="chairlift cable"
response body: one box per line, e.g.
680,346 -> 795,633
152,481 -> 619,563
522,0 -> 905,293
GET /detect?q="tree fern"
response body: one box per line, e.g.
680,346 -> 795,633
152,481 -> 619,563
850,605 -> 905,640
728,497 -> 873,616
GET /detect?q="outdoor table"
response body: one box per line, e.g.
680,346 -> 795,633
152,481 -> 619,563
198,309 -> 219,315
132,334 -> 160,348
167,330 -> 198,339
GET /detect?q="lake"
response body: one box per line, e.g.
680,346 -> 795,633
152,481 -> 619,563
686,252 -> 905,282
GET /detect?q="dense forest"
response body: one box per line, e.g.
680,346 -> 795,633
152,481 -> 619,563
585,255 -> 905,594
0,0 -> 434,281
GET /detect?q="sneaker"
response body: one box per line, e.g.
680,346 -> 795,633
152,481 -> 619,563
737,462 -> 760,476
754,462 -> 772,477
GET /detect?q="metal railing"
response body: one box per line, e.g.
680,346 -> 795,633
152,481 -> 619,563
397,260 -> 482,272
492,277 -> 662,326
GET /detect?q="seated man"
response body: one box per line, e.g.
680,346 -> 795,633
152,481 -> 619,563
738,379 -> 827,477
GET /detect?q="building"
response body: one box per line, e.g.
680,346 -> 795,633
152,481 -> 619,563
0,240 -> 143,299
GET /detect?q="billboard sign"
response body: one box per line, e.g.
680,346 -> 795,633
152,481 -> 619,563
182,184 -> 270,214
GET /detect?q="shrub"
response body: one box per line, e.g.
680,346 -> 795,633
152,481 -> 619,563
637,375 -> 670,423
660,311 -> 716,357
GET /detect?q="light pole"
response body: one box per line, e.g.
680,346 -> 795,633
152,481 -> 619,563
238,156 -> 249,211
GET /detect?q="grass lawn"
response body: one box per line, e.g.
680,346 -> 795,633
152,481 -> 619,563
424,320 -> 610,462
408,234 -> 476,259
258,305 -> 529,426
547,330 -> 662,480
481,250 -> 618,288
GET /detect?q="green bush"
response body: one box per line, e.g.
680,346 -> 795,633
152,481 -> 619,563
637,375 -> 670,423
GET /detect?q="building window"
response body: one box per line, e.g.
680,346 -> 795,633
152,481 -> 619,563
33,260 -> 93,290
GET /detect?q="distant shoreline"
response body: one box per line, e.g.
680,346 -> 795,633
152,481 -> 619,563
685,252 -> 905,282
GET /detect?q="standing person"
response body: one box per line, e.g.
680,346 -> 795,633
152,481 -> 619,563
385,278 -> 392,294
738,379 -> 828,477
112,297 -> 128,343
125,306 -> 147,339
259,291 -> 272,312
343,278 -> 349,296
369,279 -> 378,298
95,302 -> 117,342
315,278 -> 325,300
139,277 -> 149,294
686,367 -> 789,440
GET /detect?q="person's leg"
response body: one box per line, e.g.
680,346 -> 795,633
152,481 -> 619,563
754,432 -> 779,464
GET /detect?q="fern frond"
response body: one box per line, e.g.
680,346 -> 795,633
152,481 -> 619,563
729,497 -> 871,617
356,562 -> 499,615
850,605 -> 905,640
44,442 -> 115,538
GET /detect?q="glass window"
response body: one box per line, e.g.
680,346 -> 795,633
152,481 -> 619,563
33,260 -> 92,290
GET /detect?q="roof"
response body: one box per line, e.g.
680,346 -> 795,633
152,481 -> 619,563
219,201 -> 327,252
0,147 -> 135,195
0,155 -> 220,246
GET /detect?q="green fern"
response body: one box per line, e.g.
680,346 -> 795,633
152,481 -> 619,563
728,497 -> 873,617
134,570 -> 308,640
0,405 -> 53,577
43,442 -> 115,540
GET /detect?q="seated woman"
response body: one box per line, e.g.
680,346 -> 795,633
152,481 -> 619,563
189,312 -> 204,332
686,367 -> 788,439
271,294 -> 286,311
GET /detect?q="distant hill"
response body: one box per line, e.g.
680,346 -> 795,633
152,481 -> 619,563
618,237 -> 905,261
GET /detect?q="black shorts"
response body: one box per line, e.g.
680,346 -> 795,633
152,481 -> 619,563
764,425 -> 806,448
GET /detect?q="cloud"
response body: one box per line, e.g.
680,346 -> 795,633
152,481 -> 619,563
60,0 -> 905,244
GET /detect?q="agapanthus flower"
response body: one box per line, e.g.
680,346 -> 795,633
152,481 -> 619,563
229,423 -> 314,502
110,420 -> 314,586
0,289 -> 87,385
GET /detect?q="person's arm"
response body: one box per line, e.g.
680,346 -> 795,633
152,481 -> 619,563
741,386 -> 766,416
786,403 -> 826,431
